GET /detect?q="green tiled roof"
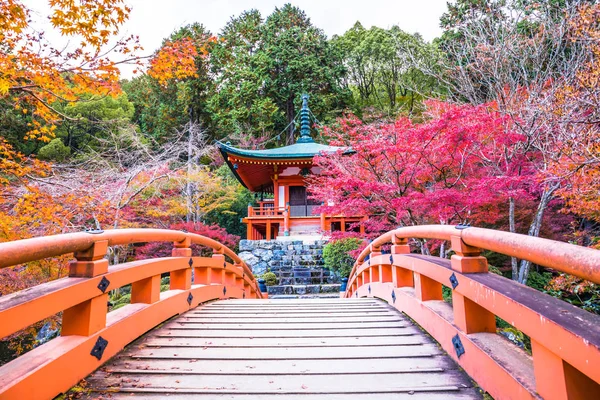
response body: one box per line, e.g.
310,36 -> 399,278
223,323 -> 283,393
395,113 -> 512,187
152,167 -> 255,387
217,140 -> 345,159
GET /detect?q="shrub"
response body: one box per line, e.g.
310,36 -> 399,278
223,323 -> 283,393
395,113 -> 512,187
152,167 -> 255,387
546,273 -> 600,314
37,138 -> 70,161
526,270 -> 552,291
261,272 -> 277,286
323,237 -> 362,278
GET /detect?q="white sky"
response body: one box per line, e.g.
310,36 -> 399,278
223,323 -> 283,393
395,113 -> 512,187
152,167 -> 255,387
26,0 -> 449,78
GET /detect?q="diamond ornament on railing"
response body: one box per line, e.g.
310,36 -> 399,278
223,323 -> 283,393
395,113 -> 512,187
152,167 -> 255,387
449,273 -> 459,289
97,276 -> 110,293
90,336 -> 108,360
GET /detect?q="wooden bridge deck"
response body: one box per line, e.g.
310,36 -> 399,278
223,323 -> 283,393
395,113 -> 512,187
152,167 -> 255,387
82,298 -> 480,399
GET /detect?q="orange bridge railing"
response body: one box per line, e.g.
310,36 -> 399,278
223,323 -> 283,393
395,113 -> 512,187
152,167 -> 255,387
0,229 -> 265,399
343,225 -> 600,400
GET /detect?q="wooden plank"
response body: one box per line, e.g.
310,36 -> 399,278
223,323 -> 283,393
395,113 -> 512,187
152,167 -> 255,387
158,327 -> 421,338
177,315 -> 402,323
86,370 -> 472,394
167,321 -> 407,330
121,343 -> 443,359
201,306 -> 390,311
212,299 -> 380,305
105,356 -> 456,375
79,298 -> 480,399
85,392 -> 482,400
191,310 -> 392,316
140,334 -> 430,348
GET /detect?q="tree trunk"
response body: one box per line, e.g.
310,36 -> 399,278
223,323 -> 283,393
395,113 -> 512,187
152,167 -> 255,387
186,123 -> 193,223
509,197 -> 518,280
517,185 -> 557,284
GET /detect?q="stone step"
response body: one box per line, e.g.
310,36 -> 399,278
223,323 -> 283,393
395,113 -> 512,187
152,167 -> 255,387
267,284 -> 341,296
269,294 -> 341,299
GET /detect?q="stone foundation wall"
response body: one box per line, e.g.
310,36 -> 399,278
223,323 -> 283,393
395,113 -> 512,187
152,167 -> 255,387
238,239 -> 328,278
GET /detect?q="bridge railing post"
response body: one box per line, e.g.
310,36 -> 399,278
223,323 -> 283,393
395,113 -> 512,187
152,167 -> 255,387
171,237 -> 192,290
211,249 -> 226,292
450,235 -> 496,334
63,239 -> 110,336
390,236 -> 413,288
69,239 -> 109,277
234,263 -> 245,290
369,245 -> 381,284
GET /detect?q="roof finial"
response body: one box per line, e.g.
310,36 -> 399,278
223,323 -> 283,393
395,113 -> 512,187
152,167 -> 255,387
297,94 -> 314,144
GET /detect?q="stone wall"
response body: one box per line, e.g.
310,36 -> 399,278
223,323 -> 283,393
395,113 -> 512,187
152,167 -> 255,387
238,239 -> 328,278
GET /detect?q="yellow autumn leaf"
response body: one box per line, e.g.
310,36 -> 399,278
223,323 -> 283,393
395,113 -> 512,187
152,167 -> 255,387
0,78 -> 10,95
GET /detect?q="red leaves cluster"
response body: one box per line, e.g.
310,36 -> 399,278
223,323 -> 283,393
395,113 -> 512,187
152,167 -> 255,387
309,101 -> 534,234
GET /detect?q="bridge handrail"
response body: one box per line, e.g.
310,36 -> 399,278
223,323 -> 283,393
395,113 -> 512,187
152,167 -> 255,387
345,224 -> 600,399
352,225 -> 600,284
0,228 -> 254,277
0,228 -> 264,400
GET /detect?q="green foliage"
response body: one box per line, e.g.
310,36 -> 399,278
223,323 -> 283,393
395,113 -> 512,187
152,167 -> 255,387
53,94 -> 135,152
207,5 -> 351,144
496,316 -> 531,354
526,270 -> 553,291
257,4 -> 351,143
123,23 -> 215,143
261,271 -> 277,286
37,138 -> 70,162
111,293 -> 131,311
160,276 -> 170,292
323,238 -> 361,278
546,273 -> 600,314
488,265 -> 505,276
442,285 -> 453,304
332,22 -> 444,116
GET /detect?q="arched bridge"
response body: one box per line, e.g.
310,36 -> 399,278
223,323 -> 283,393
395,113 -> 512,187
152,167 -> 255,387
0,226 -> 599,399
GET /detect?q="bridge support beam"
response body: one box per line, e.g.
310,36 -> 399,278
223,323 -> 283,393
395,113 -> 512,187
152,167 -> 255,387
131,275 -> 161,304
532,340 -> 600,400
61,294 -> 108,336
452,292 -> 496,334
414,273 -> 442,301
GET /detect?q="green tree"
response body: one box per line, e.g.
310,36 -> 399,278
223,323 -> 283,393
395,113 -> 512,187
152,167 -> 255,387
53,94 -> 135,153
123,23 -> 216,144
333,24 -> 444,116
208,10 -> 280,139
259,4 -> 351,144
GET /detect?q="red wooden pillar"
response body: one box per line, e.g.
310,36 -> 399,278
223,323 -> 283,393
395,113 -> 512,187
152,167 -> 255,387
247,221 -> 253,240
266,220 -> 272,241
450,235 -> 495,333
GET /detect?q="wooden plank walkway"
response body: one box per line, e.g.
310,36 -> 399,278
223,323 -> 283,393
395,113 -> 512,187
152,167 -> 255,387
83,298 -> 481,399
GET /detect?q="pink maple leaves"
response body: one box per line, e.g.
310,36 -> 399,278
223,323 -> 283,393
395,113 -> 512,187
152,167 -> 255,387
309,101 -> 533,235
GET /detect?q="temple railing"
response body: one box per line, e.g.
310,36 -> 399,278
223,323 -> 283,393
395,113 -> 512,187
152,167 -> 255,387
0,229 -> 264,400
248,205 -> 287,217
343,225 -> 600,400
